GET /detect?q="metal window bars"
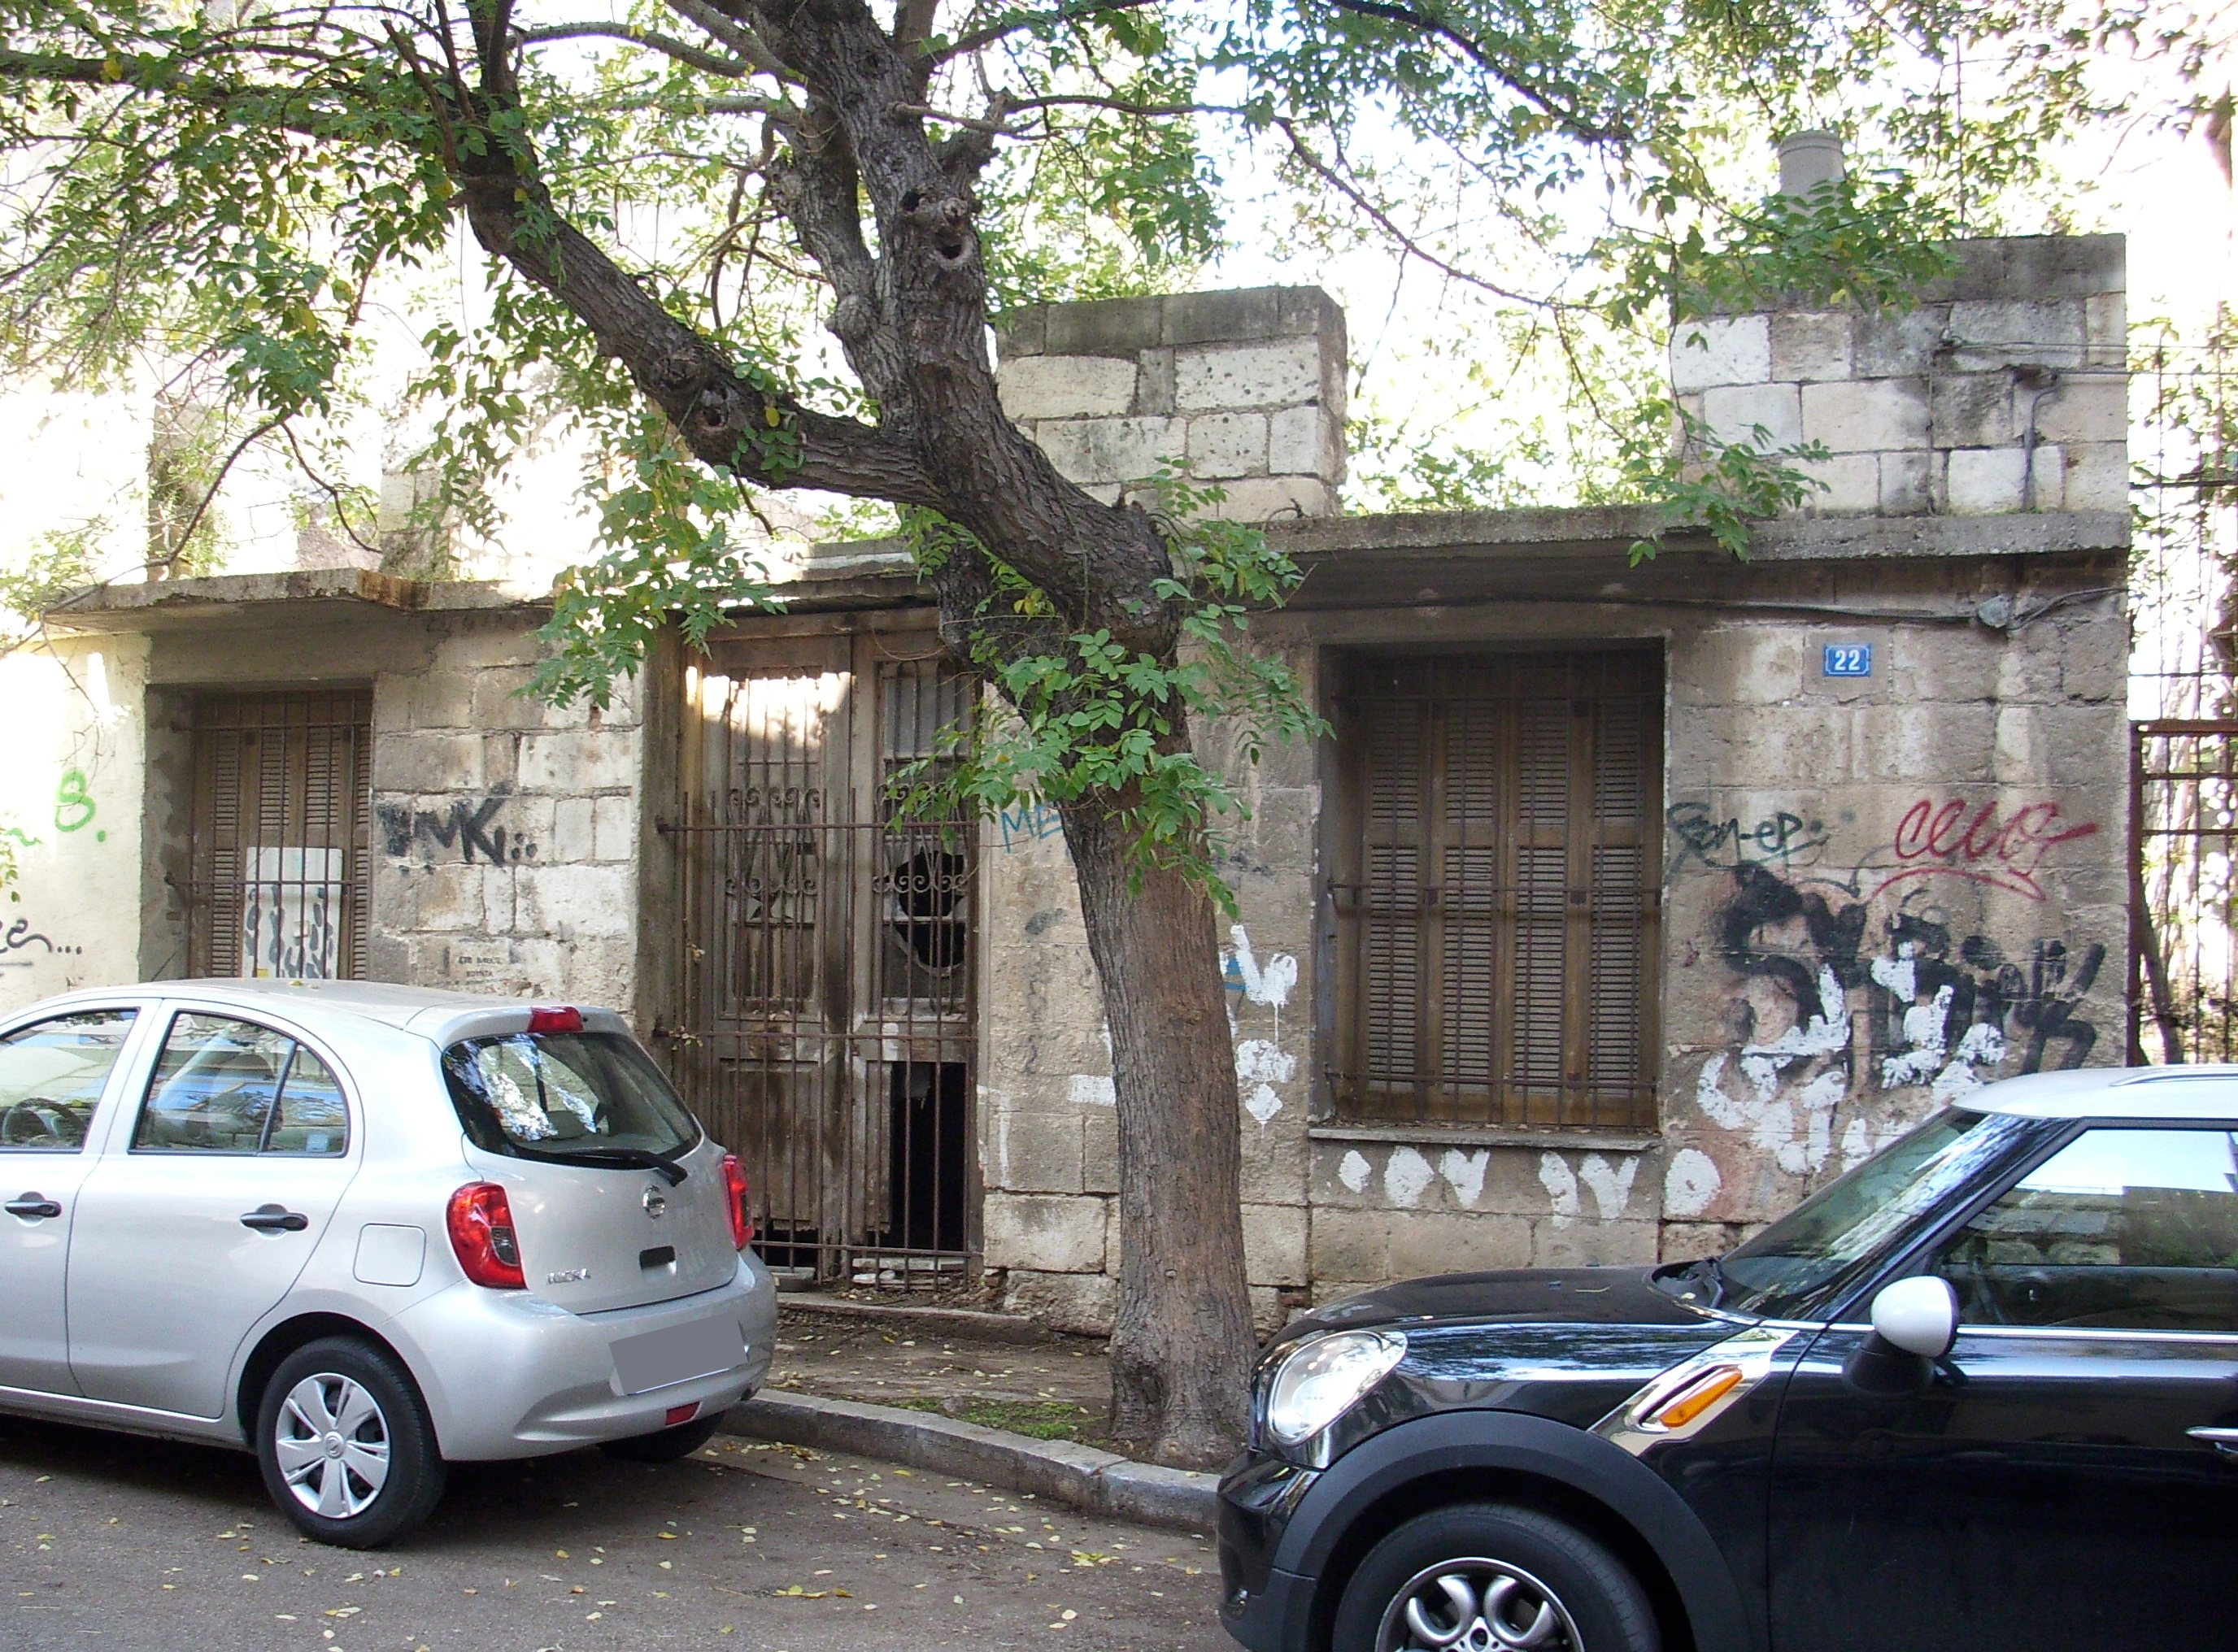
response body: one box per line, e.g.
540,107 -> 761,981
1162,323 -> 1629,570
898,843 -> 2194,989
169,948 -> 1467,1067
181,689 -> 372,981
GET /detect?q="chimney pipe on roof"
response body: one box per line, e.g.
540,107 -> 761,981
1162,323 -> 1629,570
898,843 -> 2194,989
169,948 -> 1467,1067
1778,130 -> 1846,198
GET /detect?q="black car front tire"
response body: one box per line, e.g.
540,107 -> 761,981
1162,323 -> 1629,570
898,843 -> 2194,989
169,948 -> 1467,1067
255,1337 -> 447,1549
1332,1502 -> 1660,1652
597,1415 -> 724,1463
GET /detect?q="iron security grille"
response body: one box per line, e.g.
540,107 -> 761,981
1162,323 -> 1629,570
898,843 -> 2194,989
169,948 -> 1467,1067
183,689 -> 372,980
667,647 -> 977,1290
2132,721 -> 2238,1062
1330,650 -> 1662,1130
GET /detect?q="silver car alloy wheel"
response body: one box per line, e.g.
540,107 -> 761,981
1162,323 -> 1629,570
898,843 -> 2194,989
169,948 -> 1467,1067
272,1373 -> 392,1520
1376,1557 -> 1582,1652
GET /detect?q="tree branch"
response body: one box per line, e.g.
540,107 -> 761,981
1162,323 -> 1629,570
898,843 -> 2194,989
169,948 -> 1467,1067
1268,112 -> 1596,312
658,0 -> 794,80
516,20 -> 758,79
931,0 -> 1160,63
1320,0 -> 1631,145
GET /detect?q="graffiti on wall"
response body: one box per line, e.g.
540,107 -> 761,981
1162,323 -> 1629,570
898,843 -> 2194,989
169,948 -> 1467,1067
0,915 -> 84,967
1671,793 -> 2111,1219
996,801 -> 1064,851
377,789 -> 538,864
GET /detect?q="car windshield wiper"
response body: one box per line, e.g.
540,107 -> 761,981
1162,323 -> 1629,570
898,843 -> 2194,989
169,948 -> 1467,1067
541,1145 -> 688,1185
1657,1254 -> 1726,1309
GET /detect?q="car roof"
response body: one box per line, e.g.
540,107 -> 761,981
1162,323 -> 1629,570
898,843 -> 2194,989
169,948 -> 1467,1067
1957,1065 -> 2238,1120
12,978 -> 601,1037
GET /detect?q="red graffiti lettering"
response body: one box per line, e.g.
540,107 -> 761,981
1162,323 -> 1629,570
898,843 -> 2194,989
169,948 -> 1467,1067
1887,798 -> 2099,900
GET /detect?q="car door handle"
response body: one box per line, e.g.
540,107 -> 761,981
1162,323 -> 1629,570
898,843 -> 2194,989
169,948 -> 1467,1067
2186,1427 -> 2238,1456
238,1205 -> 310,1232
5,1193 -> 62,1219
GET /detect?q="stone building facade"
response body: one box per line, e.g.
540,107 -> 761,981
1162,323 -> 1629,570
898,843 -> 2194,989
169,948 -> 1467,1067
9,233 -> 2131,1336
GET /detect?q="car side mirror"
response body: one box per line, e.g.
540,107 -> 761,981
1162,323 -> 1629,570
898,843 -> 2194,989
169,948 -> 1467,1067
1844,1276 -> 1960,1397
1870,1276 -> 1960,1359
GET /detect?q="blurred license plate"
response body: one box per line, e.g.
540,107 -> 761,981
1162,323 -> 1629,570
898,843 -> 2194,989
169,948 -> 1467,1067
611,1319 -> 742,1395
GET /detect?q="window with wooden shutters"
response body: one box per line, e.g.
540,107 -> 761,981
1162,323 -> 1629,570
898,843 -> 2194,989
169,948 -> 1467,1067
185,689 -> 372,980
1330,651 -> 1661,1130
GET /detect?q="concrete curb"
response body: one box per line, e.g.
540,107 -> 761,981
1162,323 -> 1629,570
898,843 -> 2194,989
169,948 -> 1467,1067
719,1391 -> 1219,1536
775,1293 -> 1056,1346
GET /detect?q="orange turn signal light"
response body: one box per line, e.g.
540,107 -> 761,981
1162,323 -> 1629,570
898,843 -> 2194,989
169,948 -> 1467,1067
1654,1366 -> 1744,1430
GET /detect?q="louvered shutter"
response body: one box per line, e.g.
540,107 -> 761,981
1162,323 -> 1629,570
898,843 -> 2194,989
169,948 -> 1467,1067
1333,651 -> 1661,1130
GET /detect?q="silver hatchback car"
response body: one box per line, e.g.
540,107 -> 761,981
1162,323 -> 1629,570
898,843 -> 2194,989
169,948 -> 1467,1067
0,980 -> 776,1546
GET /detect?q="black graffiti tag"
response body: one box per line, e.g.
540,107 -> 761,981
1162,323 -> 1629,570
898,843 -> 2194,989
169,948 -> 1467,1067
1718,863 -> 1870,1030
1669,802 -> 1832,872
377,791 -> 527,864
1718,867 -> 2105,1080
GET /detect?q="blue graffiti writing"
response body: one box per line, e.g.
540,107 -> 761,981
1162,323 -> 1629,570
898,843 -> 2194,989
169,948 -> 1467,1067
996,802 -> 1063,851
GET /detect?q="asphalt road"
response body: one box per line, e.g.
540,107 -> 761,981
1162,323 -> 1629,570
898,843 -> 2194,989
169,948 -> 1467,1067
0,1414 -> 1233,1652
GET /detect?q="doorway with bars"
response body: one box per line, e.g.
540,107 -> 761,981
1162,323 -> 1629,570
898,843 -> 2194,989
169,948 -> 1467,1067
664,629 -> 979,1291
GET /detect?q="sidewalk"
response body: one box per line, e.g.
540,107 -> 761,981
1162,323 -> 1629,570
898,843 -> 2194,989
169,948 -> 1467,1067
721,1296 -> 1224,1535
764,1296 -> 1115,1444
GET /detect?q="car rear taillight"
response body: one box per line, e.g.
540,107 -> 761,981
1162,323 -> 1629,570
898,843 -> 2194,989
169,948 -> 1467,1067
447,1182 -> 526,1289
527,1006 -> 584,1033
721,1152 -> 755,1250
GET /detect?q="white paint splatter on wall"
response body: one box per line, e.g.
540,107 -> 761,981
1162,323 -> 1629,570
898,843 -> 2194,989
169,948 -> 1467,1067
1383,1146 -> 1435,1207
1439,1148 -> 1489,1208
1338,1150 -> 1373,1193
1226,925 -> 1299,1010
1234,1037 -> 1294,1125
1539,1152 -> 1639,1227
1663,1147 -> 1722,1219
1539,1154 -> 1581,1226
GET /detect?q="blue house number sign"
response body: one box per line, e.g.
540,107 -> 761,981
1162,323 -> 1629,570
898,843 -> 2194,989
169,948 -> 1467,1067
1822,643 -> 1874,677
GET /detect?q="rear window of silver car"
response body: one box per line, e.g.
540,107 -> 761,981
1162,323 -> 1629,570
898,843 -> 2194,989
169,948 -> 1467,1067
441,1032 -> 699,1172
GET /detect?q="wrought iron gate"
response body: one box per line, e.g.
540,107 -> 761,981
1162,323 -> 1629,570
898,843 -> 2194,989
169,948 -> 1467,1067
2127,335 -> 2238,1063
664,641 -> 978,1288
2131,721 -> 2238,1062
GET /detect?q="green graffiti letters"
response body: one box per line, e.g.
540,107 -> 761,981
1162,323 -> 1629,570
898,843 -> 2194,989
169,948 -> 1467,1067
54,769 -> 95,833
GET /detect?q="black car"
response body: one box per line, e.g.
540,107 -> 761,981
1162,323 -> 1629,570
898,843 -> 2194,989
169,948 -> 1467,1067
1217,1070 -> 2238,1652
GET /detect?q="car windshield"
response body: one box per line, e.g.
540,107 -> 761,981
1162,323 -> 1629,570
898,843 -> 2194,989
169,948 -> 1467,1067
1698,1106 -> 2042,1321
442,1031 -> 699,1169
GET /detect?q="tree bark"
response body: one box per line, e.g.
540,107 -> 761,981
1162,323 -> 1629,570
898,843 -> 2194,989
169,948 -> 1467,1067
1060,788 -> 1256,1467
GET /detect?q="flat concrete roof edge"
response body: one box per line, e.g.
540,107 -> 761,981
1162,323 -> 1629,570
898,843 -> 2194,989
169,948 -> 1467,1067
1266,506 -> 2129,562
41,567 -> 548,631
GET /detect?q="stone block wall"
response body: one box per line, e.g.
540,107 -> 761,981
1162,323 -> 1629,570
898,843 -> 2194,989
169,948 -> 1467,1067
1674,235 -> 2127,517
1652,574 -> 2129,1258
365,610 -> 650,1015
995,287 -> 1347,520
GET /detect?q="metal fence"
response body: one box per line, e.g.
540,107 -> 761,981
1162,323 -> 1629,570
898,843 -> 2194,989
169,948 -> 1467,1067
2128,333 -> 2238,1063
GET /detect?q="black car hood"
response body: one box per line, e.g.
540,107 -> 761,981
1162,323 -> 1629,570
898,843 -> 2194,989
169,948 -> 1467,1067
1285,1266 -> 1712,1337
1272,1267 -> 1739,1432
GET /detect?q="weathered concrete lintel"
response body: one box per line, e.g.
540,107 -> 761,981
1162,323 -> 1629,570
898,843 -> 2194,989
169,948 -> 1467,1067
1309,1125 -> 1662,1153
720,1391 -> 1218,1535
1265,506 -> 2128,563
41,567 -> 542,633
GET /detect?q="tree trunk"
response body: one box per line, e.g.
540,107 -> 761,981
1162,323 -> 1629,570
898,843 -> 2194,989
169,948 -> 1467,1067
1060,788 -> 1255,1468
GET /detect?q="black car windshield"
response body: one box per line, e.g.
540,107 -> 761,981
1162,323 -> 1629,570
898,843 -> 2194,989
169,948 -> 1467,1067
442,1031 -> 699,1168
1709,1106 -> 2041,1320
